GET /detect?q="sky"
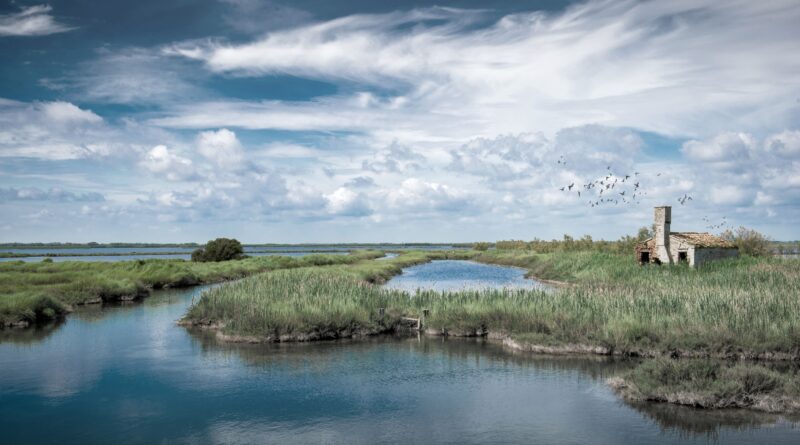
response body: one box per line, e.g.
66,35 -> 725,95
0,0 -> 799,243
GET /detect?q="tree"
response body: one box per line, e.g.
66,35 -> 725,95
191,238 -> 244,262
472,242 -> 490,251
720,226 -> 772,257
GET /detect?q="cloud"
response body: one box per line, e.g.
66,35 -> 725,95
0,187 -> 104,202
324,187 -> 372,216
0,99 -> 129,160
40,101 -> 103,124
681,133 -> 755,164
0,5 -> 74,37
140,145 -> 196,181
219,0 -> 313,34
385,178 -> 472,213
40,48 -> 204,105
166,1 -> 800,140
196,128 -> 244,169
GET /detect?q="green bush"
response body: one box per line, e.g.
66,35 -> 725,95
721,226 -> 772,257
192,238 -> 244,262
472,242 -> 490,251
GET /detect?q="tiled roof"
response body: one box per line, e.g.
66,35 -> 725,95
670,232 -> 737,248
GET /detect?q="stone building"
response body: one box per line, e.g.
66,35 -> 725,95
636,206 -> 738,267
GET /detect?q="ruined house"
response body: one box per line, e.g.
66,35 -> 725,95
636,206 -> 738,267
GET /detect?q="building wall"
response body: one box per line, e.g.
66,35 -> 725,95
668,235 -> 694,265
694,248 -> 739,267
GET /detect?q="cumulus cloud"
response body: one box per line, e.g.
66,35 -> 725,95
140,145 -> 196,181
0,99 -> 132,160
324,187 -> 372,216
0,5 -> 74,37
385,178 -> 472,213
196,128 -> 245,169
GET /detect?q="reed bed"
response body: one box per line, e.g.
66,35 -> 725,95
0,251 -> 385,326
185,252 -> 800,356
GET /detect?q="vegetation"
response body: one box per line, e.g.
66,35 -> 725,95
0,251 -> 384,327
472,242 -> 490,251
494,226 -> 653,254
722,226 -> 773,257
184,250 -> 800,357
610,359 -> 800,412
191,238 -> 245,262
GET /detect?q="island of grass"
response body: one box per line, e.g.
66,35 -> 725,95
0,250 -> 390,327
179,249 -> 800,413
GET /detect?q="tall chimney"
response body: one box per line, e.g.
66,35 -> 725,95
654,206 -> 672,264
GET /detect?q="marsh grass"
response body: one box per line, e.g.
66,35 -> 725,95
611,358 -> 800,412
0,251 -> 384,326
185,251 -> 800,356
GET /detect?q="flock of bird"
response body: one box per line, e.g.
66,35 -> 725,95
558,166 -> 647,207
555,160 -> 728,231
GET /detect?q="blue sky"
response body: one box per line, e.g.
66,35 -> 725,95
1,0 -> 799,243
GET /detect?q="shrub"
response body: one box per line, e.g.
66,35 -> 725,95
721,226 -> 772,257
472,242 -> 490,251
42,258 -> 53,263
191,238 -> 244,262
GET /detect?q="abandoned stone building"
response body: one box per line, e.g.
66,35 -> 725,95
636,206 -> 738,267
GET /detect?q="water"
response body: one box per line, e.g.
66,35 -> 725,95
384,260 -> 547,292
1,264 -> 798,444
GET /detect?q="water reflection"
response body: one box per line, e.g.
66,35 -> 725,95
1,280 -> 798,444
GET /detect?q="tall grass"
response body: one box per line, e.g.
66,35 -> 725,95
0,251 -> 385,326
184,251 -> 800,356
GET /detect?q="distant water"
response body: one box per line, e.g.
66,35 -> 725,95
384,260 -> 546,292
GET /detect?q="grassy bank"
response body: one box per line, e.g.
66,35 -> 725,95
183,251 -> 800,358
0,251 -> 385,327
609,359 -> 800,413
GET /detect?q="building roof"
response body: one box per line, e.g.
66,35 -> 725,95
637,232 -> 737,249
670,232 -> 736,248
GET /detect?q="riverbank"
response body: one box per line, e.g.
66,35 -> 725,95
0,251 -> 387,327
181,250 -> 800,412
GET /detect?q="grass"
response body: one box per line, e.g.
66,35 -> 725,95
0,251 -> 385,326
184,250 -> 800,357
610,358 -> 800,412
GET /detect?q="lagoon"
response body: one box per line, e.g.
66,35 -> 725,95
1,261 -> 798,444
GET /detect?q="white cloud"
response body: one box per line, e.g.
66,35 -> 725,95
140,145 -> 196,181
166,1 -> 800,140
196,128 -> 244,169
385,178 -> 471,213
324,187 -> 372,216
681,133 -> 755,164
40,101 -> 103,124
0,5 -> 74,37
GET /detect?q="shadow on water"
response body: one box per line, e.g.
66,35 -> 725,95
0,320 -> 64,345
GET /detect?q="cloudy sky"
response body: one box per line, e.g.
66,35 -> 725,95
1,0 -> 799,243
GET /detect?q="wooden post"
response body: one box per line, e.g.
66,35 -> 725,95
379,307 -> 385,317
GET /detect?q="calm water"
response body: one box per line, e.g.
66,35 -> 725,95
384,260 -> 547,292
1,263 -> 798,444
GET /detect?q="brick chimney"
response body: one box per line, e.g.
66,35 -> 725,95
654,206 -> 672,264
